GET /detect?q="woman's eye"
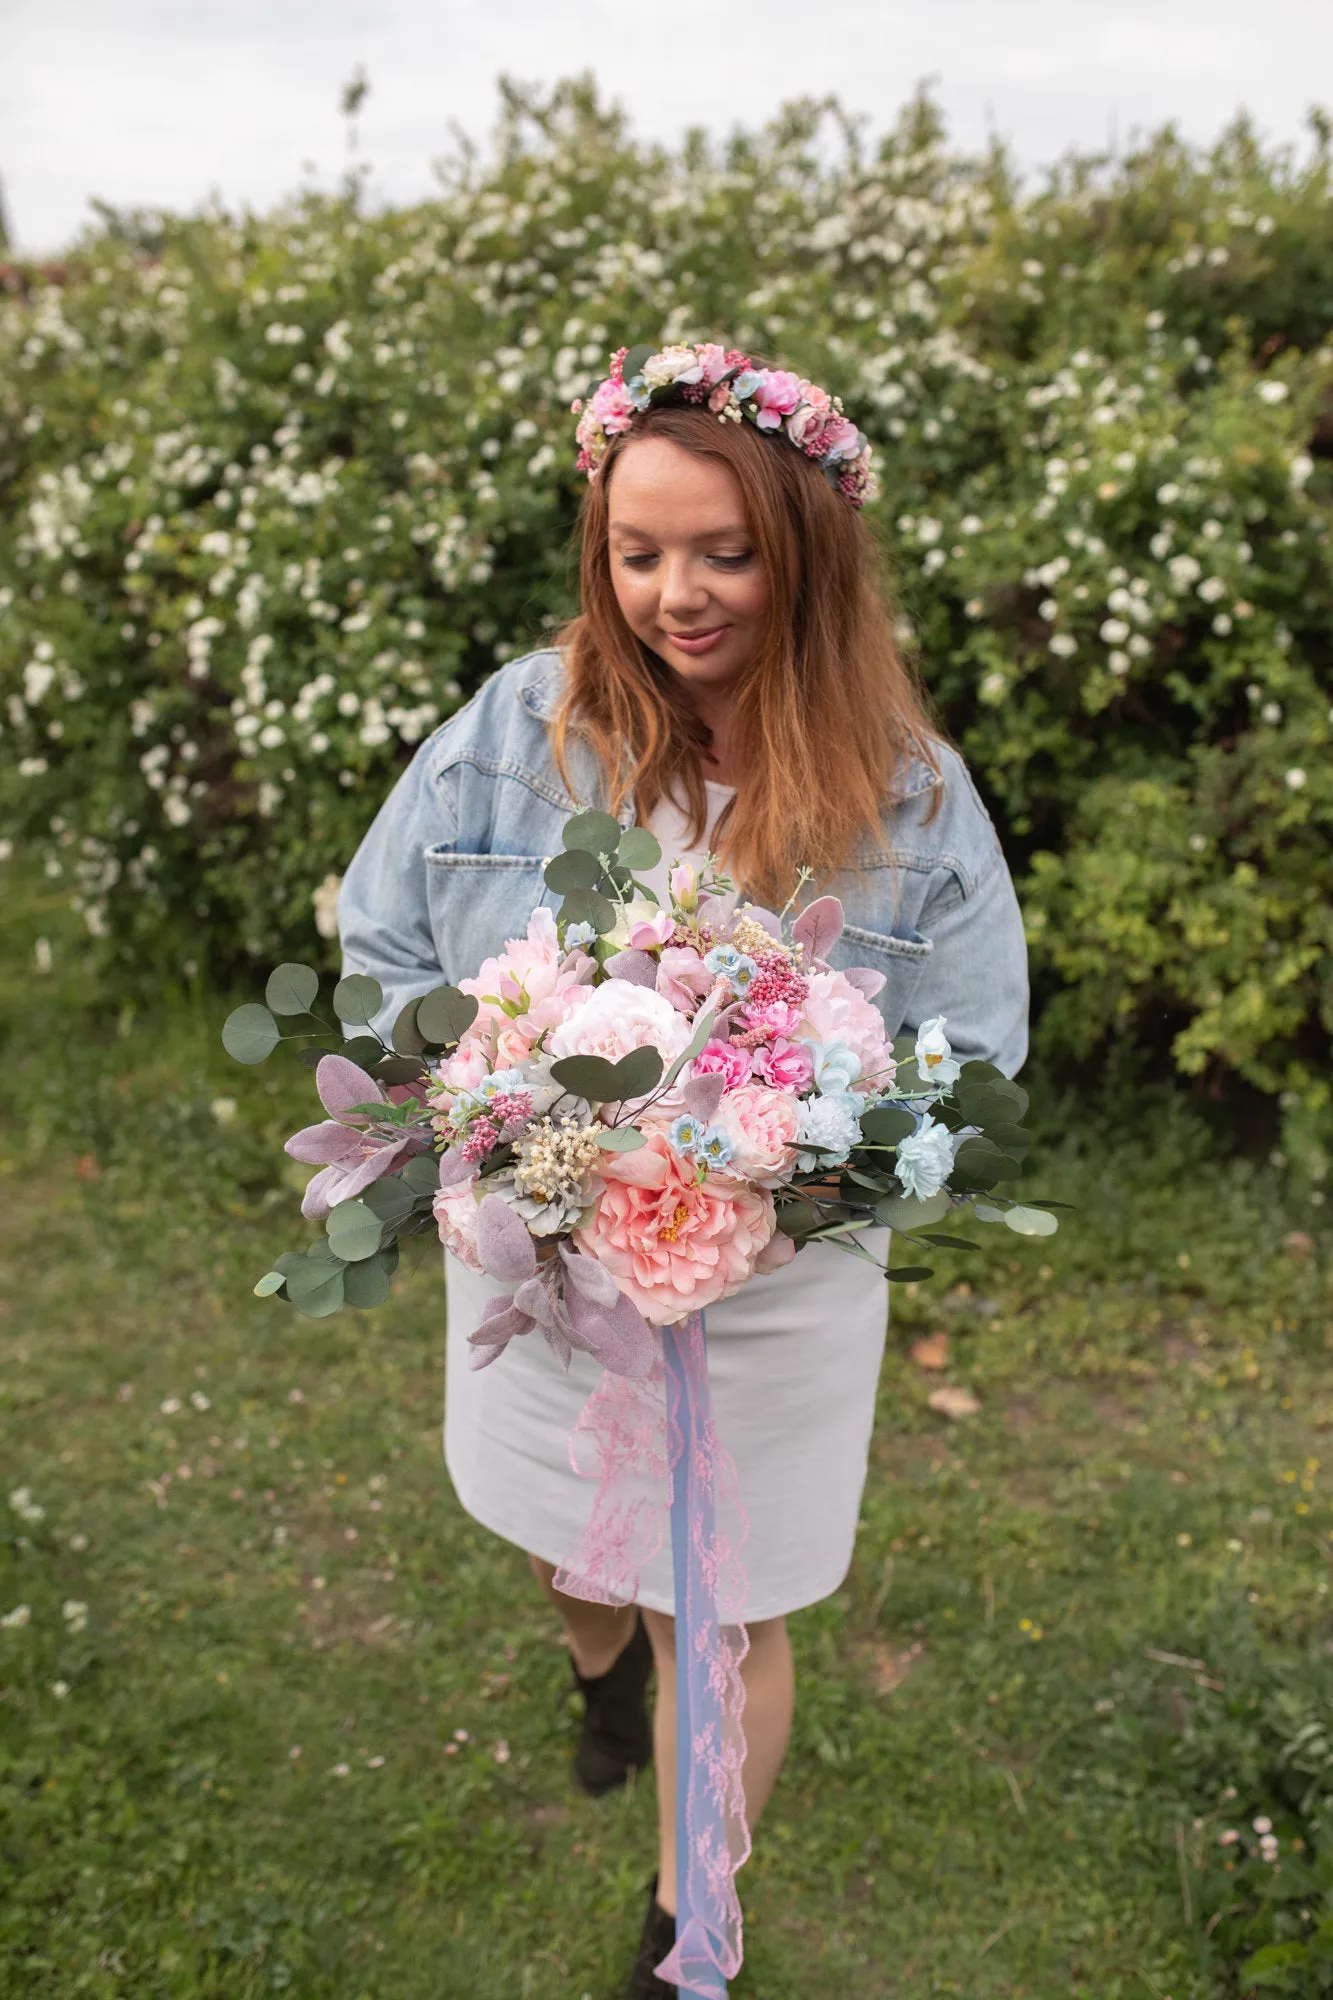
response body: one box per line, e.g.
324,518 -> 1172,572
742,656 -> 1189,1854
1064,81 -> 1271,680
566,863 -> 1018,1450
619,553 -> 657,569
709,552 -> 754,569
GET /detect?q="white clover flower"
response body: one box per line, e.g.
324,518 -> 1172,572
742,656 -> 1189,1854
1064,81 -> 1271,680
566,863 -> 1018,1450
62,1600 -> 89,1633
50,1680 -> 70,1699
1285,769 -> 1307,790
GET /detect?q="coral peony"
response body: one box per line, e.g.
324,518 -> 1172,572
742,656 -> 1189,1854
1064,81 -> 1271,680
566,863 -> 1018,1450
575,1129 -> 775,1323
712,1084 -> 800,1186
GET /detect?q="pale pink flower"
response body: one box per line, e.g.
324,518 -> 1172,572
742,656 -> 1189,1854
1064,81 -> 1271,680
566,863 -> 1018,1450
750,1037 -> 814,1092
669,861 -> 698,909
799,969 -> 891,1075
690,1039 -> 754,1092
575,1128 -> 775,1322
815,414 -> 863,464
694,343 -> 733,386
547,980 -> 692,1069
628,908 -> 675,951
589,377 -> 637,435
713,1084 -> 800,1186
439,1044 -> 491,1095
786,385 -> 833,445
752,369 -> 803,431
742,997 -> 804,1041
461,908 -> 594,1048
708,383 -> 732,414
657,944 -> 715,1014
434,1175 -> 482,1272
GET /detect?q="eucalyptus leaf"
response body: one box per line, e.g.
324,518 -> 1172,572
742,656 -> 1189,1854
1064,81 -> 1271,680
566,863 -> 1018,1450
886,1265 -> 934,1283
911,1232 -> 980,1252
1002,1206 -> 1059,1237
374,1053 -> 428,1086
288,1269 -> 346,1319
343,1257 -> 394,1310
957,1059 -> 1006,1085
971,1201 -> 1010,1223
595,1126 -> 648,1150
775,1198 -> 822,1239
360,1176 -> 418,1225
858,1103 -> 916,1146
222,1003 -> 280,1065
610,1045 -> 664,1099
549,1053 -> 623,1101
297,1045 -> 337,1068
616,826 -> 662,871
400,1153 -> 443,1196
265,962 -> 320,1016
325,1200 -> 385,1262
558,887 -> 617,935
341,1034 -> 383,1069
333,974 -> 384,1026
252,1270 -> 287,1297
415,984 -> 479,1047
392,997 -> 426,1057
562,809 -> 622,856
661,1006 -> 718,1087
544,847 -> 602,893
874,1188 -> 953,1229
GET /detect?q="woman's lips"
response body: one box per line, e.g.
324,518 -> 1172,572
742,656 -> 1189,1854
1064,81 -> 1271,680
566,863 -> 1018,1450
664,625 -> 730,655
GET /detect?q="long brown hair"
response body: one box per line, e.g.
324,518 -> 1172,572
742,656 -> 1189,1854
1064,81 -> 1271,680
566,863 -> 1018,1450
551,399 -> 941,902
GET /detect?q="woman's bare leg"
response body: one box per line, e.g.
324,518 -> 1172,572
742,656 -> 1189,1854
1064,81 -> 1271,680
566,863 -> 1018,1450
528,1552 -> 639,1678
640,1607 -> 795,1916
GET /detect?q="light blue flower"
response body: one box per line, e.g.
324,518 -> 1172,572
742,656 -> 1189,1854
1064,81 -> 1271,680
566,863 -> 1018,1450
729,954 -> 759,995
806,1039 -> 862,1095
628,381 -> 653,410
894,1114 -> 955,1200
564,920 -> 597,949
795,1090 -> 862,1171
669,1113 -> 702,1156
697,1124 -> 735,1170
704,944 -> 741,977
731,369 -> 764,402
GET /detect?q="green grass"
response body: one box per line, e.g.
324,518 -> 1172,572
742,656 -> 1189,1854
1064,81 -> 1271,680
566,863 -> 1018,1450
2,884 -> 1331,1998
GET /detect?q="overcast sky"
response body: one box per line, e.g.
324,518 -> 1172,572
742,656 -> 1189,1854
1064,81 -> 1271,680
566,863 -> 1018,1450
5,0 -> 1331,253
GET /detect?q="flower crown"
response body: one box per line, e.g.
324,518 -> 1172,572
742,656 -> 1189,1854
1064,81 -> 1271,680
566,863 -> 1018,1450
571,341 -> 878,508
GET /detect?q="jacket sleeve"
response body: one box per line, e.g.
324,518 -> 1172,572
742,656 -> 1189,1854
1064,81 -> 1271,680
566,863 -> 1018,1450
902,843 -> 1030,1080
337,738 -> 458,1047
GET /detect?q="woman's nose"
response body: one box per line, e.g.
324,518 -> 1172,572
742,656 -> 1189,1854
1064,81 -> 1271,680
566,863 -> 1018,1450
656,557 -> 710,617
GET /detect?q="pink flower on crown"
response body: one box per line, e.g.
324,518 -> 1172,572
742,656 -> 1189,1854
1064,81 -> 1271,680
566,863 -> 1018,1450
786,386 -> 834,446
589,376 -> 637,436
695,342 -> 734,387
752,369 -> 804,431
814,414 -> 863,464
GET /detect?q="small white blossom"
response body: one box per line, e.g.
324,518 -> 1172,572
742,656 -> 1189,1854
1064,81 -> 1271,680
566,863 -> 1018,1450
1,1605 -> 32,1630
1285,769 -> 1306,791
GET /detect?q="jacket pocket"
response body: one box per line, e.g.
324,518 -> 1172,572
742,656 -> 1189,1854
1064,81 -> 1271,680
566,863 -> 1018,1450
423,848 -> 552,985
831,921 -> 935,1042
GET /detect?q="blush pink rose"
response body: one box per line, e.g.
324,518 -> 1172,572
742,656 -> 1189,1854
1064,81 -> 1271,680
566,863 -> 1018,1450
433,1177 -> 482,1272
690,1038 -> 754,1092
656,944 -> 715,1014
799,969 -> 892,1078
713,1084 -> 800,1186
575,1129 -> 775,1323
750,1037 -> 815,1093
695,342 -> 733,386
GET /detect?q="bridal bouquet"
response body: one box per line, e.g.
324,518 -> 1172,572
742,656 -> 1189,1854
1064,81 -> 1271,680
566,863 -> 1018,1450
223,808 -> 1060,1361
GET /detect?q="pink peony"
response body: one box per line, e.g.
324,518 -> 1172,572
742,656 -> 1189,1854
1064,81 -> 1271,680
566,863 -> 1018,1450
690,1038 -> 754,1092
741,997 -> 805,1041
589,376 -> 637,436
656,944 -> 715,1015
799,969 -> 892,1079
575,1128 -> 775,1323
460,908 -> 595,1050
694,342 -> 734,387
547,979 -> 692,1069
713,1084 -> 800,1186
750,1037 -> 815,1093
434,1174 -> 482,1272
751,369 -> 804,431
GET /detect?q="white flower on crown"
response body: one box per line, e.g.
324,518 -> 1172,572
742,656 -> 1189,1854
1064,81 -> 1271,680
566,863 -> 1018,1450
640,345 -> 705,390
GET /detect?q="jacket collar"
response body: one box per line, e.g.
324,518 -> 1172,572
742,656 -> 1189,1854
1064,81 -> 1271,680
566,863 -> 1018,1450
518,651 -> 941,801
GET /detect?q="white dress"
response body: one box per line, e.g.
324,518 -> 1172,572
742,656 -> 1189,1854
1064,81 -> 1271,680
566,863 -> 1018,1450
442,780 -> 891,1621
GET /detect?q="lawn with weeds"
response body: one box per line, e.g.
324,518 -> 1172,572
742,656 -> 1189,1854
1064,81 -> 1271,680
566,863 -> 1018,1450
2,886 -> 1331,1999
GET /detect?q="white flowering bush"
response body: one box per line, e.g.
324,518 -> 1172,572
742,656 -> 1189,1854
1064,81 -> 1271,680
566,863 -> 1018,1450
1,82 -> 1330,1154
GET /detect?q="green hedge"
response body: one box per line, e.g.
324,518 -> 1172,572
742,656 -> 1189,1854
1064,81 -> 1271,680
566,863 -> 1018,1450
1,82 -> 1330,1162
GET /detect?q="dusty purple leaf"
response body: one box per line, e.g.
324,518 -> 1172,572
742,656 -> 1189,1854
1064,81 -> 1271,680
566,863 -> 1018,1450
559,1243 -> 619,1307
437,1146 -> 473,1187
564,1286 -> 656,1379
842,965 -> 887,1001
603,949 -> 658,988
476,1193 -> 538,1281
315,1053 -> 384,1117
681,1071 -> 726,1123
285,1119 -> 359,1166
792,895 -> 844,963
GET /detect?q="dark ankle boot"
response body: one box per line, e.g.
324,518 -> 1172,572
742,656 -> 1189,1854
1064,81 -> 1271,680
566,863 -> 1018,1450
621,1876 -> 677,1997
571,1611 -> 654,1796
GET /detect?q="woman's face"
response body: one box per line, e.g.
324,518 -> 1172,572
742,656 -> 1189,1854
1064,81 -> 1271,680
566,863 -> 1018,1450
606,435 -> 771,693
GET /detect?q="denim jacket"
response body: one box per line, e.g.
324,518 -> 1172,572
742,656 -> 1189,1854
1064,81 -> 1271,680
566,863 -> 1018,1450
339,648 -> 1030,1077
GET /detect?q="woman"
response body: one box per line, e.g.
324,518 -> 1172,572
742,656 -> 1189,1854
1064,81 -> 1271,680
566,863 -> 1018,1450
339,342 -> 1029,1997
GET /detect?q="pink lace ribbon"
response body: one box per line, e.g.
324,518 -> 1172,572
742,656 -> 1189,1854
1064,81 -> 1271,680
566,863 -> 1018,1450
554,1311 -> 750,1995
